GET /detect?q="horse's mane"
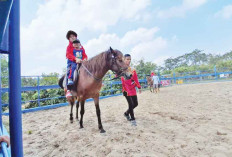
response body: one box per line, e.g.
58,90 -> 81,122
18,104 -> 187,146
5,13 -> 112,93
83,50 -> 109,73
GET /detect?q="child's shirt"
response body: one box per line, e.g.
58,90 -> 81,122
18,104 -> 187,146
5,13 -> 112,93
73,48 -> 83,60
66,41 -> 88,63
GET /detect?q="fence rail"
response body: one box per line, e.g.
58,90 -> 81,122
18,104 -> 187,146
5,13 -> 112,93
1,67 -> 232,115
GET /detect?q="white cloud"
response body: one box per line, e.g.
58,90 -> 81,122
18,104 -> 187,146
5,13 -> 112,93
130,37 -> 167,61
21,0 -> 151,75
153,56 -> 170,66
83,34 -> 121,55
215,5 -> 232,19
121,27 -> 159,47
85,27 -> 168,62
157,0 -> 207,19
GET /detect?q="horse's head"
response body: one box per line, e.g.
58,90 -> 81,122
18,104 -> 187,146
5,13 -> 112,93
107,47 -> 128,75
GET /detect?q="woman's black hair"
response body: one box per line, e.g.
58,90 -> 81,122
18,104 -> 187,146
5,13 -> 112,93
124,54 -> 131,57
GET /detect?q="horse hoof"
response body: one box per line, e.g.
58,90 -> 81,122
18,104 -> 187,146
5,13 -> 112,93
80,126 -> 84,129
100,129 -> 106,133
70,120 -> 73,123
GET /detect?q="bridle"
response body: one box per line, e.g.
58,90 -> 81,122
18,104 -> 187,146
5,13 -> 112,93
81,51 -> 126,82
108,52 -> 126,80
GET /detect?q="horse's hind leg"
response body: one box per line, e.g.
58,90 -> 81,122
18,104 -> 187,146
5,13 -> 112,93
76,100 -> 79,120
79,101 -> 85,129
94,97 -> 105,133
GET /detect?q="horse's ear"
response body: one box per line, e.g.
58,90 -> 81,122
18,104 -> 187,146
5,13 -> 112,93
109,47 -> 116,56
110,47 -> 113,52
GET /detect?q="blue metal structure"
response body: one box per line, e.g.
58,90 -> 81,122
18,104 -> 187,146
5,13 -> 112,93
0,0 -> 23,156
8,0 -> 23,156
0,2 -> 230,157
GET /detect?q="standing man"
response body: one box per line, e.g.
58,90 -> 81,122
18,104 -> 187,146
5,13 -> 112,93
152,73 -> 160,93
121,54 -> 142,126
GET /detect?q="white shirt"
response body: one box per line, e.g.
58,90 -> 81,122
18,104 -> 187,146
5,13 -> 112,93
152,76 -> 160,84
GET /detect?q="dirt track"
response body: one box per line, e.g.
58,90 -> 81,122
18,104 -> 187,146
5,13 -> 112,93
4,81 -> 232,157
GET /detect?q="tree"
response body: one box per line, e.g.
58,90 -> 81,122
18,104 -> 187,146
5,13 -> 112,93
1,55 -> 8,87
134,59 -> 157,78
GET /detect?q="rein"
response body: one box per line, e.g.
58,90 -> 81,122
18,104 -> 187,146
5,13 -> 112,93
81,51 -> 125,82
81,64 -> 102,82
109,72 -> 123,80
82,63 -> 122,81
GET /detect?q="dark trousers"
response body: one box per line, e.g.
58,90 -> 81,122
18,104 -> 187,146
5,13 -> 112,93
123,92 -> 138,120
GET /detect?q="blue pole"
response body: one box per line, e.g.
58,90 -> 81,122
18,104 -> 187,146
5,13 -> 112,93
173,72 -> 176,84
0,55 -> 2,131
37,76 -> 40,107
110,74 -> 113,95
214,65 -> 217,80
9,0 -> 24,156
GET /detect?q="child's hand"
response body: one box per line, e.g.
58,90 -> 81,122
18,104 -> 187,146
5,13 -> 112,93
0,135 -> 10,147
75,58 -> 81,63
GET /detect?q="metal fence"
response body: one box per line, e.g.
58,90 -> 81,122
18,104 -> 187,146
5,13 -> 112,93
160,66 -> 232,85
1,66 -> 232,115
0,74 -> 147,115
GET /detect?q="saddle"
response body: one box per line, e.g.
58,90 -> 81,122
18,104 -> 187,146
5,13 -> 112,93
64,67 -> 81,90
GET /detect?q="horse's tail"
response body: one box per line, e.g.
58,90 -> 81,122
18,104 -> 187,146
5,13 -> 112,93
58,75 -> 65,89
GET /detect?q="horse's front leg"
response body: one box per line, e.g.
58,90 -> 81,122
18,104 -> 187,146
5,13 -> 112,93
79,101 -> 85,129
94,97 -> 105,133
76,100 -> 79,120
69,98 -> 74,123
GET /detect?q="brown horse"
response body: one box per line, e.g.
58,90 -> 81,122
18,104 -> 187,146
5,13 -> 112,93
146,76 -> 154,92
59,47 -> 127,133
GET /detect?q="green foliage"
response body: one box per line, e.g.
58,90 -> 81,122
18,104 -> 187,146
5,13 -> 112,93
1,55 -> 8,87
25,73 -> 66,109
164,49 -> 210,71
162,50 -> 232,75
40,73 -> 60,85
216,60 -> 232,72
133,58 -> 157,79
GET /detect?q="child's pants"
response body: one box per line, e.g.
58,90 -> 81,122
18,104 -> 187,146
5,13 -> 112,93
67,62 -> 77,80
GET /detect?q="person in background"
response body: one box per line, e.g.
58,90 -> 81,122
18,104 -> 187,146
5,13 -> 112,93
121,54 -> 142,126
151,72 -> 154,77
152,73 -> 160,93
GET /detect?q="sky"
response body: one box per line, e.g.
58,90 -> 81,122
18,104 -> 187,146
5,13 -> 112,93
20,0 -> 232,76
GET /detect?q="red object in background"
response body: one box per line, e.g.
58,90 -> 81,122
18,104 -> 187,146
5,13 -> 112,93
151,72 -> 154,77
160,80 -> 170,86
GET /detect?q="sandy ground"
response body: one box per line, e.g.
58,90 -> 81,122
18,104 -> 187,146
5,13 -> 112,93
3,81 -> 232,157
